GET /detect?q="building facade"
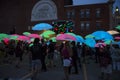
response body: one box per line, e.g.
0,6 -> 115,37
0,0 -> 114,36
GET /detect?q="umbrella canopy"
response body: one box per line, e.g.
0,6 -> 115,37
23,32 -> 31,36
65,33 -> 84,42
84,38 -> 96,48
115,25 -> 120,30
27,34 -> 42,39
40,30 -> 55,38
17,35 -> 30,41
0,33 -> 9,41
95,42 -> 106,48
85,34 -> 95,39
49,37 -> 56,42
107,30 -> 119,35
76,35 -> 84,43
56,34 -> 76,41
32,23 -> 53,30
9,34 -> 19,40
91,31 -> 113,40
114,36 -> 120,40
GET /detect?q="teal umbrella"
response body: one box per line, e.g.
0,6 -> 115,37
115,25 -> 120,30
84,38 -> 96,48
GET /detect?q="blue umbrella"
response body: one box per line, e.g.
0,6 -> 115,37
76,35 -> 84,43
84,38 -> 96,48
91,31 -> 113,40
32,23 -> 53,30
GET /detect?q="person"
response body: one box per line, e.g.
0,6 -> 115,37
29,38 -> 42,79
77,42 -> 82,68
99,46 -> 112,80
47,40 -> 55,68
61,41 -> 71,80
15,41 -> 23,68
41,39 -> 47,72
69,41 -> 78,74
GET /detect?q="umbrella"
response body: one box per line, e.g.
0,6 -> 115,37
107,30 -> 119,35
27,34 -> 41,38
76,35 -> 84,43
49,37 -> 56,42
17,35 -> 30,41
84,38 -> 96,48
32,23 -> 53,30
9,34 -> 19,40
95,42 -> 106,48
65,32 -> 76,37
56,34 -> 76,41
91,31 -> 113,40
85,34 -> 95,38
23,32 -> 31,36
114,36 -> 120,40
65,33 -> 84,42
115,25 -> 120,30
0,33 -> 9,41
40,30 -> 55,38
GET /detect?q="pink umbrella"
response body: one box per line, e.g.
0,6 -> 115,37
17,35 -> 30,41
56,34 -> 76,41
27,34 -> 41,39
95,42 -> 106,48
115,36 -> 120,40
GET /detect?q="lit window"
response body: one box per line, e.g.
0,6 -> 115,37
86,22 -> 90,30
80,22 -> 85,30
66,10 -> 75,19
86,9 -> 90,18
96,8 -> 101,18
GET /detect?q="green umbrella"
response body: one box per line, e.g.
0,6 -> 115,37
49,37 -> 56,42
85,34 -> 94,38
115,25 -> 120,30
9,35 -> 18,40
0,33 -> 9,42
40,30 -> 55,38
23,32 -> 31,36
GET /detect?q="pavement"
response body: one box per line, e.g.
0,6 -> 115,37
0,54 -> 120,80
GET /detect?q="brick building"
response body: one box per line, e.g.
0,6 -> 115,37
0,0 -> 115,36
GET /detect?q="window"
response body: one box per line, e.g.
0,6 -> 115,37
86,9 -> 90,18
66,10 -> 75,19
67,11 -> 71,19
80,9 -> 85,18
96,8 -> 101,18
80,22 -> 85,30
86,22 -> 90,30
96,22 -> 101,29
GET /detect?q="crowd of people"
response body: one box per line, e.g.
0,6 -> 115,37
0,38 -> 120,80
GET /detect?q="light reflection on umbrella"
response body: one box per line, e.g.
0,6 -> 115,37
32,23 -> 53,30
